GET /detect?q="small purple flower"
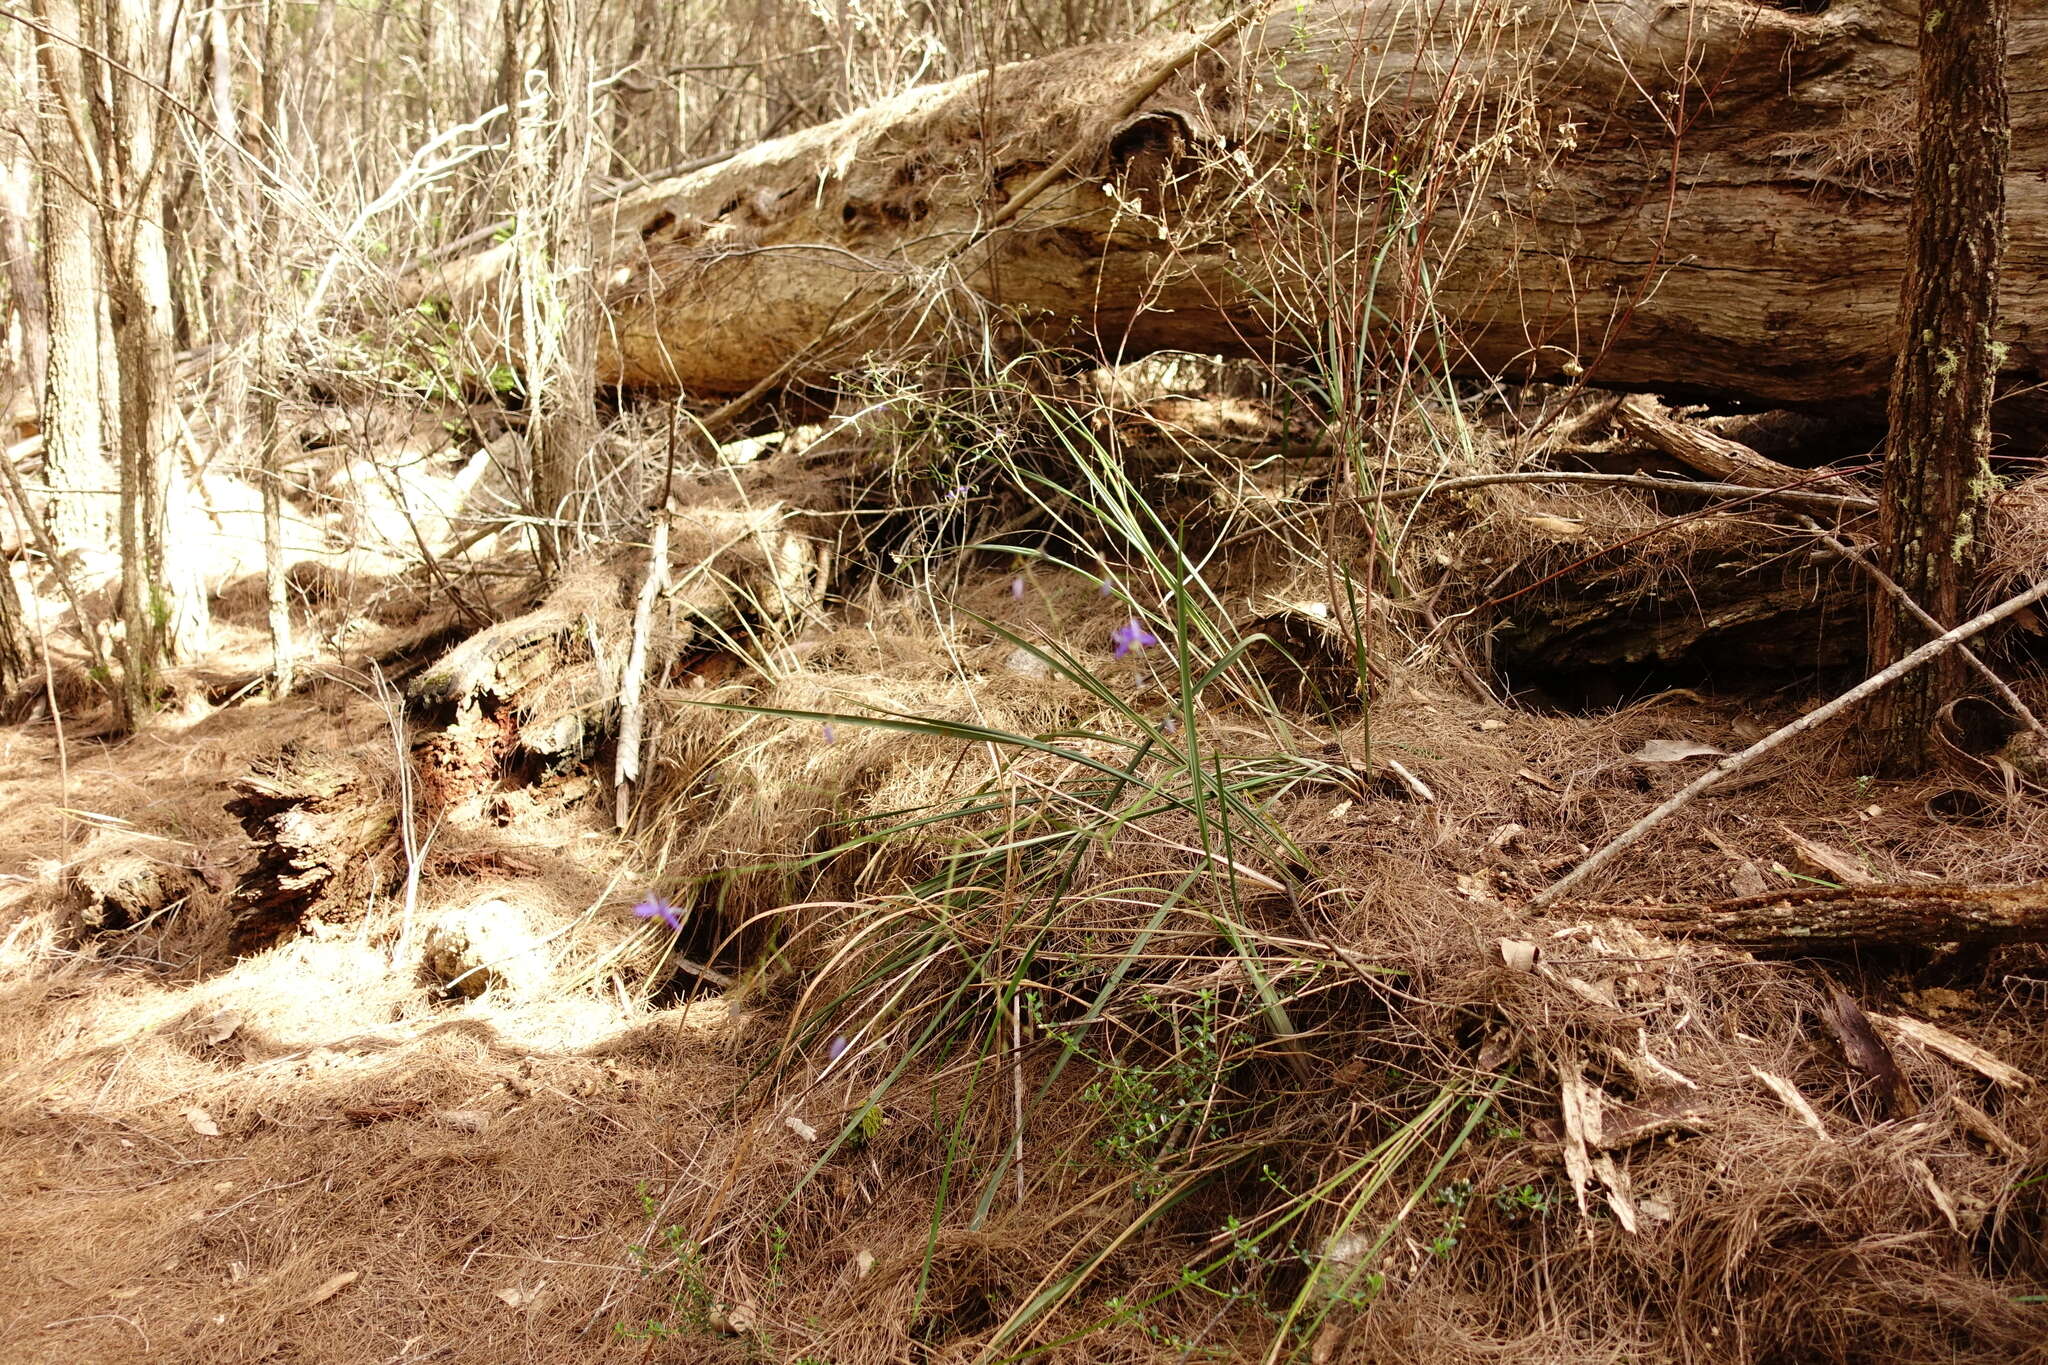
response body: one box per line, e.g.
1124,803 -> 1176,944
1162,716 -> 1180,736
1112,617 -> 1160,659
822,722 -> 838,744
827,1035 -> 850,1063
1010,576 -> 1026,600
1098,578 -> 1116,598
633,895 -> 682,931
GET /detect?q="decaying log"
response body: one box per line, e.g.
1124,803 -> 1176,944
1612,396 -> 1834,491
1477,537 -> 1863,703
226,743 -> 399,947
423,0 -> 2048,413
1617,882 -> 2048,953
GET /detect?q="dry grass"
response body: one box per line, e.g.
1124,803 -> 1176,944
2,367 -> 2047,1365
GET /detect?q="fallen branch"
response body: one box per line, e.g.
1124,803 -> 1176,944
1613,394 -> 1820,489
1371,469 -> 1874,514
1619,881 -> 2048,952
1796,513 -> 2047,740
1532,572 -> 2048,907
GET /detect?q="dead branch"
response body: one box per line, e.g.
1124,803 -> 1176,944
1532,572 -> 2048,907
1617,881 -> 2048,952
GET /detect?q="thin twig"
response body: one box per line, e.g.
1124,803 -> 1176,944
1532,573 -> 2048,907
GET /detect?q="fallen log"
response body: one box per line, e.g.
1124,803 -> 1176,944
423,0 -> 2048,414
1612,882 -> 2048,953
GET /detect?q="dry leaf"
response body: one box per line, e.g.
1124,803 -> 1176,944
201,1008 -> 243,1045
296,1271 -> 359,1310
1498,938 -> 1539,971
1781,826 -> 1874,886
181,1106 -> 222,1138
1727,860 -> 1769,899
496,1281 -> 547,1310
853,1249 -> 875,1279
1630,738 -> 1726,763
1558,1066 -> 1602,1217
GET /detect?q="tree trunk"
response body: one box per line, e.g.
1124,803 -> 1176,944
422,0 -> 2048,415
1867,0 -> 2011,773
500,0 -> 598,573
0,118 -> 48,414
29,0 -> 116,548
101,0 -> 208,710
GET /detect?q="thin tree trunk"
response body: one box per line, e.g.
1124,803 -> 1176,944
30,0 -> 115,549
253,0 -> 294,695
102,0 -> 207,720
502,0 -> 597,573
1868,0 -> 2012,773
0,118 -> 48,408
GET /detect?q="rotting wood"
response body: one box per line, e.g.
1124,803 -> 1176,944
421,0 -> 2048,414
1613,395 -> 1828,491
225,743 -> 400,947
1614,880 -> 2048,953
1874,1012 -> 2034,1090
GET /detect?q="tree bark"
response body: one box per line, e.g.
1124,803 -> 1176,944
29,0 -> 116,548
1623,881 -> 2048,954
0,125 -> 48,413
101,0 -> 208,707
1867,0 -> 2011,773
500,0 -> 598,572
422,0 -> 2048,414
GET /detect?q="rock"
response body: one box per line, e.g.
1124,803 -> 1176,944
420,898 -> 551,998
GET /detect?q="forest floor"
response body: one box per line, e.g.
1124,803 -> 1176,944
2,379 -> 2047,1363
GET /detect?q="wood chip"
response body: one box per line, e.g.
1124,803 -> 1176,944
1951,1095 -> 2026,1159
1819,988 -> 1906,1115
1873,1013 -> 2033,1090
1749,1067 -> 1831,1141
1383,757 -> 1436,803
1780,825 -> 1874,886
295,1271 -> 359,1311
1559,1065 -> 1603,1216
1910,1157 -> 1962,1233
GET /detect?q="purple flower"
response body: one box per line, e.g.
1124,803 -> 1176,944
822,722 -> 838,744
633,895 -> 682,931
1098,578 -> 1116,598
1010,576 -> 1026,600
1112,618 -> 1160,659
827,1035 -> 850,1063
